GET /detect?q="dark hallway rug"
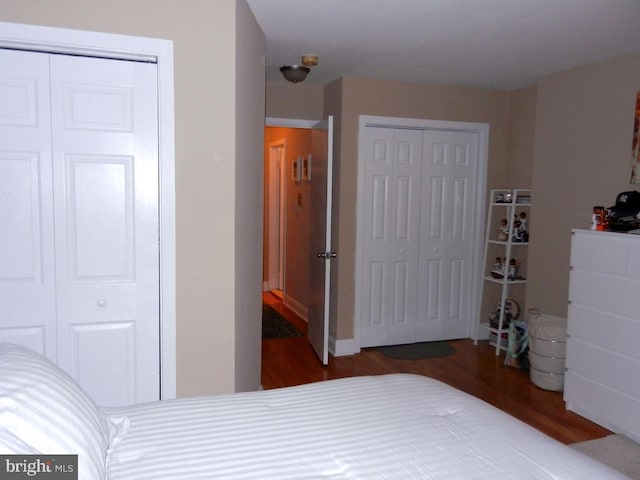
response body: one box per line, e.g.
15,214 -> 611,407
376,341 -> 456,360
262,305 -> 303,339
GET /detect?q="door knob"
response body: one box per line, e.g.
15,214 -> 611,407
316,251 -> 337,258
97,298 -> 107,307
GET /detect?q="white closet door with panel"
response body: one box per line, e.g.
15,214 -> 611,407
359,125 -> 480,347
0,49 -> 160,407
0,50 -> 57,358
359,127 -> 423,347
417,129 -> 479,341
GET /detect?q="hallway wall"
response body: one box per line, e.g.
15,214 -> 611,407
264,127 -> 312,318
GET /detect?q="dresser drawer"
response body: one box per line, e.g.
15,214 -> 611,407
569,270 -> 640,320
565,371 -> 640,440
565,337 -> 640,399
568,304 -> 640,361
570,231 -> 628,274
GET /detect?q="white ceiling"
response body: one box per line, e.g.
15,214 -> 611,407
246,0 -> 640,90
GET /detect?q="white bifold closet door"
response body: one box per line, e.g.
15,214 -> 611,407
0,49 -> 160,407
359,126 -> 479,348
360,127 -> 423,347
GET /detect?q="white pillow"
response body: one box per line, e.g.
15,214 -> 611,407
0,343 -> 127,479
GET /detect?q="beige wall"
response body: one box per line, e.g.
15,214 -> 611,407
1,0 -> 266,395
234,0 -> 266,392
266,80 -> 324,120
528,51 -> 640,317
506,86 -> 537,189
263,127 -> 312,312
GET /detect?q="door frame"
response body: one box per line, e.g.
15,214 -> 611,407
266,139 -> 286,291
264,118 -> 317,302
0,22 -> 176,400
354,115 -> 489,350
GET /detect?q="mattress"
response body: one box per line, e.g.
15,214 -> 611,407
104,374 -> 629,479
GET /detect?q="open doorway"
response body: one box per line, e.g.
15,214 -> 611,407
262,124 -> 313,320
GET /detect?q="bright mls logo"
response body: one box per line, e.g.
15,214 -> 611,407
0,455 -> 77,479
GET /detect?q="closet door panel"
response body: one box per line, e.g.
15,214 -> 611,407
66,154 -> 134,281
1,154 -> 46,281
417,130 -> 478,340
360,127 -> 422,347
50,55 -> 160,406
0,49 -> 56,359
69,321 -> 136,408
360,130 -> 392,346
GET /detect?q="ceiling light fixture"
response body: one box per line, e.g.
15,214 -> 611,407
301,54 -> 319,67
280,65 -> 310,83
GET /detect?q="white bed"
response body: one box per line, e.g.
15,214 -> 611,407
0,343 -> 631,479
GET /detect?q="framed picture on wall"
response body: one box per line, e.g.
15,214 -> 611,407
292,156 -> 302,182
302,154 -> 312,181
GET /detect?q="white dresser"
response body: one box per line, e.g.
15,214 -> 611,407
565,229 -> 640,442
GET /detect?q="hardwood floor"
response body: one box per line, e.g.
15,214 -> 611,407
261,292 -> 611,445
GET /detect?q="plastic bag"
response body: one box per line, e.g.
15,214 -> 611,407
504,320 -> 529,371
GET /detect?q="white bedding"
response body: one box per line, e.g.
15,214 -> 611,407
104,374 -> 630,480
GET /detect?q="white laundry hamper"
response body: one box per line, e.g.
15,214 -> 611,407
528,313 -> 567,391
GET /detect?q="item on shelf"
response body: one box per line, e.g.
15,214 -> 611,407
498,219 -> 509,241
489,331 -> 509,349
608,191 -> 640,220
488,310 -> 510,329
491,257 -> 507,278
607,216 -> 639,231
605,191 -> 640,231
507,258 -> 525,280
491,258 -> 524,280
495,191 -> 512,203
488,298 -> 520,329
590,206 -> 606,231
512,212 -> 529,242
508,259 -> 518,280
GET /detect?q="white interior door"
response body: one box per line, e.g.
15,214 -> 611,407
359,127 -> 423,347
308,116 -> 333,364
0,48 -> 160,407
50,54 -> 160,406
416,129 -> 479,341
0,49 -> 56,358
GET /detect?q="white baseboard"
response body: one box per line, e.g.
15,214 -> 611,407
283,294 -> 308,322
277,293 -> 358,357
330,337 -> 358,357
